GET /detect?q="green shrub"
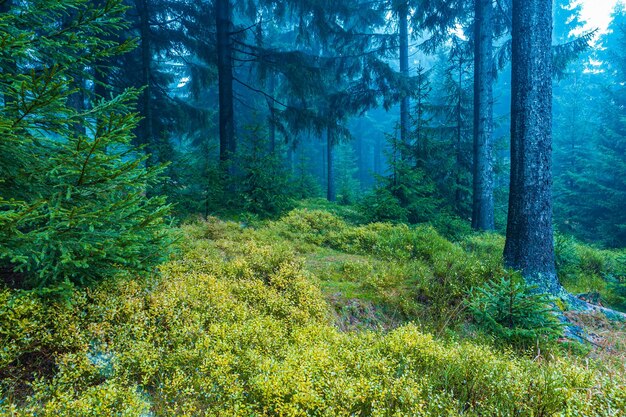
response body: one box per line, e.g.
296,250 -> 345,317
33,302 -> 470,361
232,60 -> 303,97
237,130 -> 295,217
467,278 -> 564,348
358,188 -> 408,224
276,208 -> 348,246
430,211 -> 473,241
553,234 -> 626,310
2,218 -> 626,416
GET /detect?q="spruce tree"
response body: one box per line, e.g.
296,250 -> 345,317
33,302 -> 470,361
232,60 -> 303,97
0,0 -> 172,289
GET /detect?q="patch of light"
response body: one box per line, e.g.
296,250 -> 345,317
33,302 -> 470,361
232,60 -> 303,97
453,23 -> 466,41
578,0 -> 620,35
177,77 -> 190,88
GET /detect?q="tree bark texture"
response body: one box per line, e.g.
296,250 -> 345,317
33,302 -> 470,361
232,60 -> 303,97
471,0 -> 495,231
505,0 -> 560,293
267,73 -> 276,154
399,2 -> 410,155
455,59 -> 463,210
216,0 -> 235,172
327,126 -> 336,202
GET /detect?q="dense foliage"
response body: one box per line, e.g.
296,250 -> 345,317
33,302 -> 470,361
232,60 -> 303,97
0,0 -> 172,289
467,278 -> 564,347
553,6 -> 626,248
1,210 -> 625,416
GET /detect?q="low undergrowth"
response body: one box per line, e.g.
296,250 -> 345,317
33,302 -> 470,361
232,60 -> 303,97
1,208 -> 625,416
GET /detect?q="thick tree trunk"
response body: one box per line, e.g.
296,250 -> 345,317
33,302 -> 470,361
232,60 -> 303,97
471,0 -> 495,231
136,0 -> 154,162
505,0 -> 560,293
216,0 -> 235,174
327,126 -> 336,202
399,2 -> 410,155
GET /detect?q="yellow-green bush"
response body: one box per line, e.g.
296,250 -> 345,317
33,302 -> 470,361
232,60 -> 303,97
2,213 -> 625,416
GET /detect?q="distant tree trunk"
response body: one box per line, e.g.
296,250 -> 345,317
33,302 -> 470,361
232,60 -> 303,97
136,0 -> 154,162
287,140 -> 294,173
399,1 -> 410,155
374,134 -> 382,176
455,58 -> 463,210
68,76 -> 86,135
471,0 -> 495,231
216,0 -> 235,174
504,0 -> 560,292
63,3 -> 86,136
355,136 -> 367,190
267,73 -> 276,154
414,85 -> 423,163
321,132 -> 327,185
327,126 -> 336,202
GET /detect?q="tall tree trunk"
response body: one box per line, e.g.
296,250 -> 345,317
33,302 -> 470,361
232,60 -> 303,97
374,134 -> 381,176
321,132 -> 327,185
287,141 -> 294,173
399,2 -> 410,156
355,135 -> 367,190
471,0 -> 495,231
216,0 -> 235,174
327,126 -> 336,202
136,0 -> 154,162
504,0 -> 560,293
267,73 -> 276,154
415,86 -> 423,164
455,59 -> 463,210
93,0 -> 111,101
68,76 -> 86,135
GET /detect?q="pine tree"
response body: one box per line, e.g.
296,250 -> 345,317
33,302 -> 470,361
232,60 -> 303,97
0,0 -> 172,289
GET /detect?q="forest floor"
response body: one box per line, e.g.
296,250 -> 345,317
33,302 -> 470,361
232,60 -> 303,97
2,203 -> 626,416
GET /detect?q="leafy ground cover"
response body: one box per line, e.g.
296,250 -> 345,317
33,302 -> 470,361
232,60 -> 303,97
1,207 -> 625,416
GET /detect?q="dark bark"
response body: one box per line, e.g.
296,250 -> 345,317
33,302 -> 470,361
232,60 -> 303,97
322,132 -> 327,185
136,0 -> 154,161
398,2 -> 410,154
455,59 -> 463,210
267,73 -> 276,154
415,87 -> 423,163
216,0 -> 235,173
471,0 -> 495,231
93,0 -> 111,101
68,76 -> 86,135
355,136 -> 367,190
327,126 -> 336,202
505,0 -> 560,293
286,140 -> 294,173
374,134 -> 381,176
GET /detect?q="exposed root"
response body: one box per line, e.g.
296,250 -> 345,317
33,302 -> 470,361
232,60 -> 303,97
554,288 -> 626,345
